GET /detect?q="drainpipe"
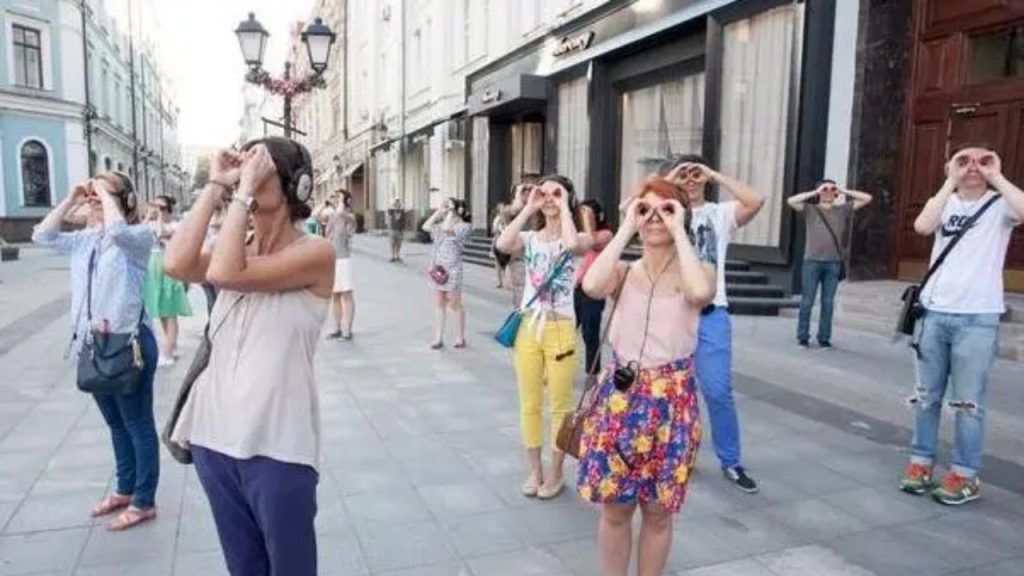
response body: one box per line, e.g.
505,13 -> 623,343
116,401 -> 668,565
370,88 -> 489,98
80,0 -> 93,176
127,0 -> 139,186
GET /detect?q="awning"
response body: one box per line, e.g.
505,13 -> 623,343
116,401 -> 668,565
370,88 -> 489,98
467,74 -> 547,117
339,161 -> 363,179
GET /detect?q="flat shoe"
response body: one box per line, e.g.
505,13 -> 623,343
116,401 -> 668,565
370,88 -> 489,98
108,506 -> 156,531
91,494 -> 132,518
537,480 -> 565,500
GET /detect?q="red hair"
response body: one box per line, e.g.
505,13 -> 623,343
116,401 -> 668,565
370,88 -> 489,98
630,177 -> 691,210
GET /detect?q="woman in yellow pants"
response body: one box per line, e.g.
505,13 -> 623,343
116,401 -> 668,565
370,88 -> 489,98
496,174 -> 593,500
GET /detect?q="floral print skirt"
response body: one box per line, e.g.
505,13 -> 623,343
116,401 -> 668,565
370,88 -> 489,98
576,356 -> 701,513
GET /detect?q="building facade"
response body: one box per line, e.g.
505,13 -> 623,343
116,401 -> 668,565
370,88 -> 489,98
0,0 -> 185,241
302,0 -> 1021,293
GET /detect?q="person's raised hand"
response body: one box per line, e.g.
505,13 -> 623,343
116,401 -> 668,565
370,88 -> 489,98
238,145 -> 276,196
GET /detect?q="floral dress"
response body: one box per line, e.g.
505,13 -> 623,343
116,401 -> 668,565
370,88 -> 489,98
429,222 -> 472,292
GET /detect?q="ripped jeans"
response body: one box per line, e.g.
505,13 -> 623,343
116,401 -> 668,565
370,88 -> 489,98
909,310 -> 1000,478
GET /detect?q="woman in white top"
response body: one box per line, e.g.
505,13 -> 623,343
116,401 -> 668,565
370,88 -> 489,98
163,137 -> 334,576
496,175 -> 594,500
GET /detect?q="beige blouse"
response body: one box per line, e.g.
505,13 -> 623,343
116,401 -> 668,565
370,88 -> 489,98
172,279 -> 329,470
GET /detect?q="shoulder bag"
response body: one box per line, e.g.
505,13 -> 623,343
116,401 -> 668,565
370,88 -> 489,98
76,248 -> 145,395
161,294 -> 246,464
896,194 -> 1001,336
555,268 -> 629,459
813,205 -> 851,282
494,250 -> 572,348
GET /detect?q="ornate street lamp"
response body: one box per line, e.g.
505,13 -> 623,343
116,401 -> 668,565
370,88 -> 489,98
235,13 -> 335,138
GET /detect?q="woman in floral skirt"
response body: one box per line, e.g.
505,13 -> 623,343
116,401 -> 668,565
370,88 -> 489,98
579,177 -> 716,576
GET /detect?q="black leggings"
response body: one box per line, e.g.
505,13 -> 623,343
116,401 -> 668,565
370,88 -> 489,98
574,287 -> 606,375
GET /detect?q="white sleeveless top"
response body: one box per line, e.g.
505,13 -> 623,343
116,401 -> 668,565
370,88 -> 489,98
172,265 -> 330,470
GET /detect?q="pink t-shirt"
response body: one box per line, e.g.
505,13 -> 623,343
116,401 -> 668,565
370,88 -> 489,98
575,230 -> 614,286
608,269 -> 700,368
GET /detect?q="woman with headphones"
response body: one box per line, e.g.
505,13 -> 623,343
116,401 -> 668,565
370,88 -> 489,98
495,174 -> 594,500
33,171 -> 161,531
164,137 -> 334,575
422,196 -> 473,349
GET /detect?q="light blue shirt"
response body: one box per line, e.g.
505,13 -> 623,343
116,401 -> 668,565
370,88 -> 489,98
33,222 -> 154,352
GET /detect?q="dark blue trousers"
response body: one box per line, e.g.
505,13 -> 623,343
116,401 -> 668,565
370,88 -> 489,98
93,323 -> 160,508
192,446 -> 318,576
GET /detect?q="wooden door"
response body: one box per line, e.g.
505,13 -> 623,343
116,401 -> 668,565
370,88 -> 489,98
895,1 -> 1024,290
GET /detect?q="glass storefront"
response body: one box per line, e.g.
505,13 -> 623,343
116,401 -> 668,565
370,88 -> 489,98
619,73 -> 705,199
557,76 -> 590,195
718,2 -> 804,248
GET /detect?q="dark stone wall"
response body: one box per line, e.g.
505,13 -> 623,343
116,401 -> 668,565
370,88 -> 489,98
847,0 -> 913,279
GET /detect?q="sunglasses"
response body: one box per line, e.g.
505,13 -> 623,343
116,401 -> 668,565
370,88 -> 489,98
953,153 -> 996,168
636,201 -> 676,218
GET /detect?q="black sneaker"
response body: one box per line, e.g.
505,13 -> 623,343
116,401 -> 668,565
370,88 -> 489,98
723,466 -> 759,493
325,331 -> 343,341
798,339 -> 810,348
819,341 -> 833,349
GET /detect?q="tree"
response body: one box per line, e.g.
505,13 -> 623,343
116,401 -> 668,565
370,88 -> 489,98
192,157 -> 210,191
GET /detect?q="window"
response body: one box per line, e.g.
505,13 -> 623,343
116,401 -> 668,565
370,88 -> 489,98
557,76 -> 590,195
969,26 -> 1024,84
104,157 -> 112,171
332,96 -> 341,136
718,3 -> 803,247
114,78 -> 123,126
21,140 -> 51,206
100,63 -> 109,117
13,25 -> 43,89
620,74 -> 705,198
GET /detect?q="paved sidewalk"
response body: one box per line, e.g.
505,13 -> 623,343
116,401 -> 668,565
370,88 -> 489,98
0,237 -> 1022,575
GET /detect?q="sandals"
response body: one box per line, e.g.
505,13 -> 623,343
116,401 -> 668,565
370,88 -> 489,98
453,340 -> 467,349
108,506 -> 157,531
522,475 -> 542,498
430,341 -> 444,350
91,494 -> 132,518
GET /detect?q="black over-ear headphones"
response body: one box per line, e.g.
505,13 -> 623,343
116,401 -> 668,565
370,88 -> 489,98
109,170 -> 138,215
287,140 -> 313,205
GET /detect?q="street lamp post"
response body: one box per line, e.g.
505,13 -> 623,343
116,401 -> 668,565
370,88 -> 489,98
235,13 -> 336,139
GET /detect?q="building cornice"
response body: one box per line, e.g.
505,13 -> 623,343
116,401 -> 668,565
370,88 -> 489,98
0,90 -> 83,121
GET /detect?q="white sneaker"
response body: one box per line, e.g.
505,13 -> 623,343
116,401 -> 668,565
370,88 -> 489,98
157,355 -> 175,368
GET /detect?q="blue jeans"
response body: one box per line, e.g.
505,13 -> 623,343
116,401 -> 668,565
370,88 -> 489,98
695,307 -> 742,469
910,310 -> 1000,478
193,446 -> 318,576
797,260 -> 842,344
92,323 -> 160,509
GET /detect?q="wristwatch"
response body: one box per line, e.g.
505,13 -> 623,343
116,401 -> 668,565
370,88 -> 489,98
232,195 -> 258,213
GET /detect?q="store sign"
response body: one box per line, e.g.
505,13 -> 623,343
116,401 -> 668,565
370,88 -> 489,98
553,31 -> 595,57
481,89 -> 502,104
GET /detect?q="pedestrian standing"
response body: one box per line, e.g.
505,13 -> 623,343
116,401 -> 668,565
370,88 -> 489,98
496,175 -> 594,500
164,137 -> 334,575
575,198 -> 614,389
578,177 -> 715,576
143,195 -> 193,366
316,189 -> 357,340
492,202 -> 512,288
422,197 -> 472,348
899,146 -> 1024,505
661,153 -> 765,493
33,171 -> 160,531
787,181 -> 872,348
387,197 -> 406,262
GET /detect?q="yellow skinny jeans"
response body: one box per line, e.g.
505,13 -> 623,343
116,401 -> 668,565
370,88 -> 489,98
513,318 -> 579,449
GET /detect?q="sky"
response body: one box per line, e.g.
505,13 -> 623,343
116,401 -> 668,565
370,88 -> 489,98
105,0 -> 314,148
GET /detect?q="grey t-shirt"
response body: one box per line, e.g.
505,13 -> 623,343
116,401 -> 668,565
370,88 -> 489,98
803,203 -> 852,261
327,212 -> 356,259
386,209 -> 406,232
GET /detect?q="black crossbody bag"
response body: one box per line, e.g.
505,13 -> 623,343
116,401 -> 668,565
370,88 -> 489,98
896,194 -> 1000,336
76,248 -> 145,395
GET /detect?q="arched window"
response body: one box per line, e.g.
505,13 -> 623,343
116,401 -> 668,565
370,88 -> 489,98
117,162 -> 124,172
104,157 -> 112,171
20,140 -> 50,206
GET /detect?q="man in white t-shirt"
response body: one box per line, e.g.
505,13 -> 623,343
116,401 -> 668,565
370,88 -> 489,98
662,154 -> 765,493
899,146 -> 1024,506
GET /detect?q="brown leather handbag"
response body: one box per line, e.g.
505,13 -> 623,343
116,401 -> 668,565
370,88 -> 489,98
556,270 -> 628,459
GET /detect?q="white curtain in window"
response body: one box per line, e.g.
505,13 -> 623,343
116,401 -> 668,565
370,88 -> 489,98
619,73 -> 705,200
471,116 -> 490,227
557,76 -> 590,196
719,3 -> 803,247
